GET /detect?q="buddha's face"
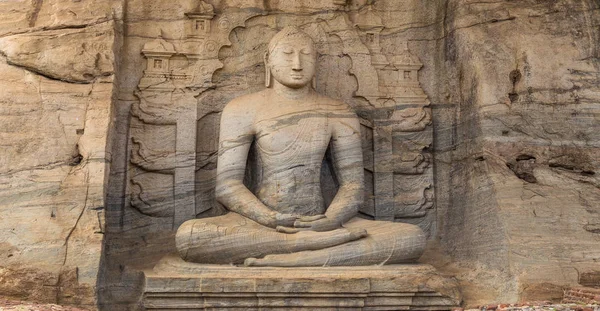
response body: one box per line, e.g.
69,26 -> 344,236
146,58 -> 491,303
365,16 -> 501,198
267,35 -> 316,89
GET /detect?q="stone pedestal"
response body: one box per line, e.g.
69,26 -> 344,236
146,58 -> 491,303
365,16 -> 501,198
143,256 -> 460,310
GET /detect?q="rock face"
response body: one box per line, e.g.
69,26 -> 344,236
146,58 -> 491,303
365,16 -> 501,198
0,0 -> 598,310
0,0 -> 121,308
436,0 -> 600,304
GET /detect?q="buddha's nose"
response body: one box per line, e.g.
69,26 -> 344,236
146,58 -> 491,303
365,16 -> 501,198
292,53 -> 303,71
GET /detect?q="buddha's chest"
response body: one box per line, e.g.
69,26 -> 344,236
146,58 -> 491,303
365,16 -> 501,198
254,111 -> 331,160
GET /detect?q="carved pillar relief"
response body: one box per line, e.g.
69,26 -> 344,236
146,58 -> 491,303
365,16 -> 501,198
346,6 -> 434,233
127,2 -> 260,229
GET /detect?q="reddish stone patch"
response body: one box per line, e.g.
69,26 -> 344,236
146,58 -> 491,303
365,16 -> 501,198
466,302 -> 598,311
564,287 -> 600,304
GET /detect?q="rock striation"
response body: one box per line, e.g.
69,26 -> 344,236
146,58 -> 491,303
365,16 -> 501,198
435,0 -> 600,304
0,0 -> 121,308
0,0 -> 598,310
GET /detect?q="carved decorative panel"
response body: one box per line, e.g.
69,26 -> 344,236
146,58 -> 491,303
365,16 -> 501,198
127,2 -> 261,228
126,2 -> 435,235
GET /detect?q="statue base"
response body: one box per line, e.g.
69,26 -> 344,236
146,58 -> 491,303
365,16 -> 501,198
143,256 -> 461,310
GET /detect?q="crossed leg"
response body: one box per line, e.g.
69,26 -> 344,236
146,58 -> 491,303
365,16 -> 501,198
175,212 -> 367,264
244,218 -> 426,266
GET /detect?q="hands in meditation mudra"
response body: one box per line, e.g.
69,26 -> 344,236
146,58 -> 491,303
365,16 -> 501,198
175,27 -> 426,266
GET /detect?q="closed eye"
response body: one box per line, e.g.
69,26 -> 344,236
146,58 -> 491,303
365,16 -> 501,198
300,49 -> 312,55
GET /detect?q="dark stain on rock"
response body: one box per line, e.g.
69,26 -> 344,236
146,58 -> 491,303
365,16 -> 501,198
549,162 -> 595,176
508,69 -> 522,103
580,271 -> 600,287
516,154 -> 535,161
68,144 -> 83,166
507,154 -> 537,183
510,69 -> 522,85
548,154 -> 596,177
584,223 -> 600,234
68,155 -> 83,166
27,0 -> 44,27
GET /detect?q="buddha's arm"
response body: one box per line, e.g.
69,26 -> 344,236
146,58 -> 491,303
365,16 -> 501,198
325,111 -> 365,225
289,111 -> 364,232
215,101 -> 278,228
292,108 -> 364,232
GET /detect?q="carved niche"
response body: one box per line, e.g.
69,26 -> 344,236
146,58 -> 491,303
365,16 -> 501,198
126,2 -> 434,235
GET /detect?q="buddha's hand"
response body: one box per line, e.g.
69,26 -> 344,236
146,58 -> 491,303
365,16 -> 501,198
276,216 -> 341,233
273,213 -> 326,229
295,216 -> 341,232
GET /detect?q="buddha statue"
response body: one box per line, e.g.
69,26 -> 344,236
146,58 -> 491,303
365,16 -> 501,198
175,26 -> 426,267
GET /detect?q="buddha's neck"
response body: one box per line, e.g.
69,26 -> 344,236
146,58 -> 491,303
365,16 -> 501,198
272,81 -> 311,100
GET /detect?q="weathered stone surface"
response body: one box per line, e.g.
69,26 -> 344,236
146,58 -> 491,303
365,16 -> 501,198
432,0 -> 600,306
0,0 -> 120,37
143,255 -> 460,310
0,1 -> 121,308
0,0 -> 598,309
564,287 -> 600,304
0,22 -> 115,83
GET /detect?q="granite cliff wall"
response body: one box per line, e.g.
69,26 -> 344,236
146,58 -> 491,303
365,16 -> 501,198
0,0 -> 122,308
436,0 -> 600,304
0,0 -> 598,309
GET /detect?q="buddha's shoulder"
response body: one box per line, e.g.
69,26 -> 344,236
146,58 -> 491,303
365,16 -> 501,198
223,90 -> 267,114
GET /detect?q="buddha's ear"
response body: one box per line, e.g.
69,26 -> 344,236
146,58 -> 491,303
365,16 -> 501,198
263,51 -> 271,88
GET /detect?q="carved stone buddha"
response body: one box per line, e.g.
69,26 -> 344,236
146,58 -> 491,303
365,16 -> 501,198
175,26 -> 426,267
